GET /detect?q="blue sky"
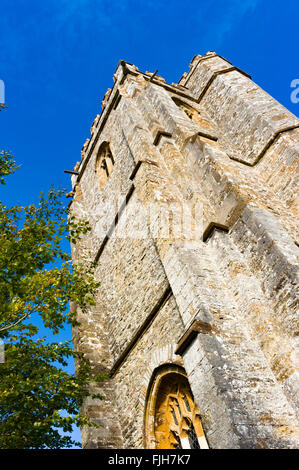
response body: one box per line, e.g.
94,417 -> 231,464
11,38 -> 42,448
0,0 -> 298,446
1,0 -> 298,208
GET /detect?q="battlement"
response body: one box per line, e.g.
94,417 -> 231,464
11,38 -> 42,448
70,51 -> 298,193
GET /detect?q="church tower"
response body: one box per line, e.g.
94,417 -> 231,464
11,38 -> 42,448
68,52 -> 299,449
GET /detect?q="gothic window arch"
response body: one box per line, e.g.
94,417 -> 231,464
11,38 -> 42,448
95,141 -> 115,190
144,365 -> 209,449
172,97 -> 201,124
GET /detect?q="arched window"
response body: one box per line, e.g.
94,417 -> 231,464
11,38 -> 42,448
144,365 -> 209,449
95,142 -> 115,190
172,97 -> 201,124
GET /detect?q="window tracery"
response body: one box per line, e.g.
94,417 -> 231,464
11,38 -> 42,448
95,142 -> 115,190
172,97 -> 201,123
145,366 -> 209,449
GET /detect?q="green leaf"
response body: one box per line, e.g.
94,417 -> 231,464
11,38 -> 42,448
0,113 -> 103,448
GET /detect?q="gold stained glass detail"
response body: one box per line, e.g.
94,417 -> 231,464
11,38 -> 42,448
149,371 -> 208,449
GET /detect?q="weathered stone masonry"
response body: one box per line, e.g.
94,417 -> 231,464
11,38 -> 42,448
69,51 -> 299,449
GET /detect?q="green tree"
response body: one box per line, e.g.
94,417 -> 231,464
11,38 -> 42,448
0,104 -> 101,448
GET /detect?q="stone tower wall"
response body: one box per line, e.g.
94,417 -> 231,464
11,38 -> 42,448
69,52 -> 299,448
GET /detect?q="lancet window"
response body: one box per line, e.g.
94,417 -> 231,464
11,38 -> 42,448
95,141 -> 115,190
